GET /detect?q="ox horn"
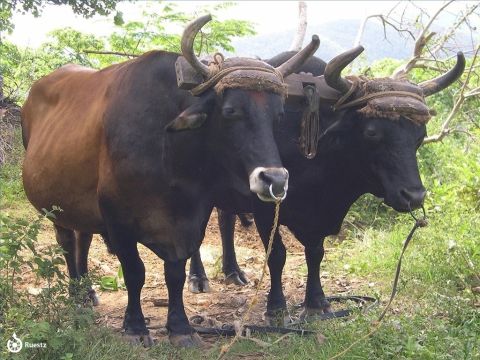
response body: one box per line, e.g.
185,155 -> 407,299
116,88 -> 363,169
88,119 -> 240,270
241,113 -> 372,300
419,52 -> 465,96
275,35 -> 321,78
181,14 -> 212,78
324,45 -> 365,93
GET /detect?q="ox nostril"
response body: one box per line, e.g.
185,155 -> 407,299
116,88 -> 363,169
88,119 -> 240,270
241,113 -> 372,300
400,188 -> 426,208
249,167 -> 289,202
259,169 -> 288,196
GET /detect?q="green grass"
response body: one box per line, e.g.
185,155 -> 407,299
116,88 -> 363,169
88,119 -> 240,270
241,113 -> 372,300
1,128 -> 32,217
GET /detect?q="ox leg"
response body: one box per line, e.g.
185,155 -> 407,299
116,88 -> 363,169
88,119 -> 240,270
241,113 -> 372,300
238,213 -> 254,227
54,225 -> 86,303
54,225 -> 79,280
218,209 -> 248,286
115,242 -> 153,347
254,212 -> 288,326
301,242 -> 332,319
188,251 -> 211,293
165,259 -> 204,348
74,231 -> 99,306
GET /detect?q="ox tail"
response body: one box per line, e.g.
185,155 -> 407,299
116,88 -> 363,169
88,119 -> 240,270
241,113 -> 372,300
21,126 -> 29,149
100,233 -> 116,255
19,110 -> 29,149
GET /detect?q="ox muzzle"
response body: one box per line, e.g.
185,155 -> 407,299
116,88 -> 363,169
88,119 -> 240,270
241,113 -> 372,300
249,167 -> 289,202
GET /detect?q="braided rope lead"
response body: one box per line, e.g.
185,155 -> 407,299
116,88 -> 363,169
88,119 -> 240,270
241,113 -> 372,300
218,200 -> 282,360
328,209 -> 428,360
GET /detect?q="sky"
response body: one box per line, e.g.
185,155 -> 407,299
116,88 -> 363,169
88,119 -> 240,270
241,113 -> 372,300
6,1 -> 469,48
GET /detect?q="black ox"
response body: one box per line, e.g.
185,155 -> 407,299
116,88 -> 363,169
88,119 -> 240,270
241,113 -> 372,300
188,46 -> 466,321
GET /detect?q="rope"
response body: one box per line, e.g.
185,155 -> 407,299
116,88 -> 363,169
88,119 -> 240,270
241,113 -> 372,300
191,66 -> 284,96
332,77 -> 362,111
333,76 -> 426,112
328,208 -> 428,360
218,200 -> 282,359
335,91 -> 426,111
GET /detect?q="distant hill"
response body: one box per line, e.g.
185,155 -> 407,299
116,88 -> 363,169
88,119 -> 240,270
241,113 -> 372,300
231,19 -> 471,63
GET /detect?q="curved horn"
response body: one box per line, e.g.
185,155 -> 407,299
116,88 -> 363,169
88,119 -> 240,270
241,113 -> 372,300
181,14 -> 212,78
419,52 -> 465,96
324,45 -> 365,93
275,35 -> 320,78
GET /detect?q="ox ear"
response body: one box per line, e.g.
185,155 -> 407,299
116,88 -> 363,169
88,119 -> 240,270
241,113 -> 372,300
165,95 -> 215,132
165,112 -> 207,132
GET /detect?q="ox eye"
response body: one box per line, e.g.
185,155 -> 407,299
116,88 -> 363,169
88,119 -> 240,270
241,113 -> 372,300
363,126 -> 382,142
222,106 -> 241,119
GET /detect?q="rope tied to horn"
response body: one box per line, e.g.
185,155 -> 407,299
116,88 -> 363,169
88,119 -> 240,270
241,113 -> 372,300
332,76 -> 434,125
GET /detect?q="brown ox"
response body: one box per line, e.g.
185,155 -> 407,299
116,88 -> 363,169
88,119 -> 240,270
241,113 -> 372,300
21,15 -> 320,347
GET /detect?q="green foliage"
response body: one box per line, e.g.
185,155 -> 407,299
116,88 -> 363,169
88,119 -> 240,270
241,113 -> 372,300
0,126 -> 27,211
1,28 -> 109,102
0,0 -> 119,33
1,2 -> 256,105
106,3 -> 255,55
364,57 -> 403,77
99,265 -> 124,291
0,209 -> 97,360
41,28 -> 106,67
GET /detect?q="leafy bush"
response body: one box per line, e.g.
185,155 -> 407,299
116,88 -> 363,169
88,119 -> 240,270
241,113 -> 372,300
0,209 -> 97,360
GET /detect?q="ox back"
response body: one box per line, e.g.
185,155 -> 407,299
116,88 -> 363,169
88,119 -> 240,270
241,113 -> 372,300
22,52 -> 212,259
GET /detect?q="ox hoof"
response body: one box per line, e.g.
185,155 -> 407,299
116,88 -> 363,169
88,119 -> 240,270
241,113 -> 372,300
299,304 -> 333,321
264,310 -> 291,327
85,289 -> 100,307
225,271 -> 248,286
188,276 -> 211,293
169,333 -> 205,348
123,333 -> 155,347
238,213 -> 254,227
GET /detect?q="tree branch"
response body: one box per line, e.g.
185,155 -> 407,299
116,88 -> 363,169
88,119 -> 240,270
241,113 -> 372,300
431,3 -> 479,56
290,1 -> 308,51
465,87 -> 480,98
392,0 -> 454,78
354,14 -> 414,47
423,44 -> 479,144
84,50 -> 139,57
410,63 -> 445,72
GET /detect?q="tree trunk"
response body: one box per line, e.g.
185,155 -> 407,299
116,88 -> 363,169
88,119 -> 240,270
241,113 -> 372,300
289,1 -> 307,52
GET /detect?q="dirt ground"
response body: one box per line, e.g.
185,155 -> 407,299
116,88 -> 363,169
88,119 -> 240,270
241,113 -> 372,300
22,209 -> 364,343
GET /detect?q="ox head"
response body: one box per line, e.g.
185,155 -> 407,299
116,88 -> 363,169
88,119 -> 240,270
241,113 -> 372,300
319,46 -> 465,212
167,15 -> 320,202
